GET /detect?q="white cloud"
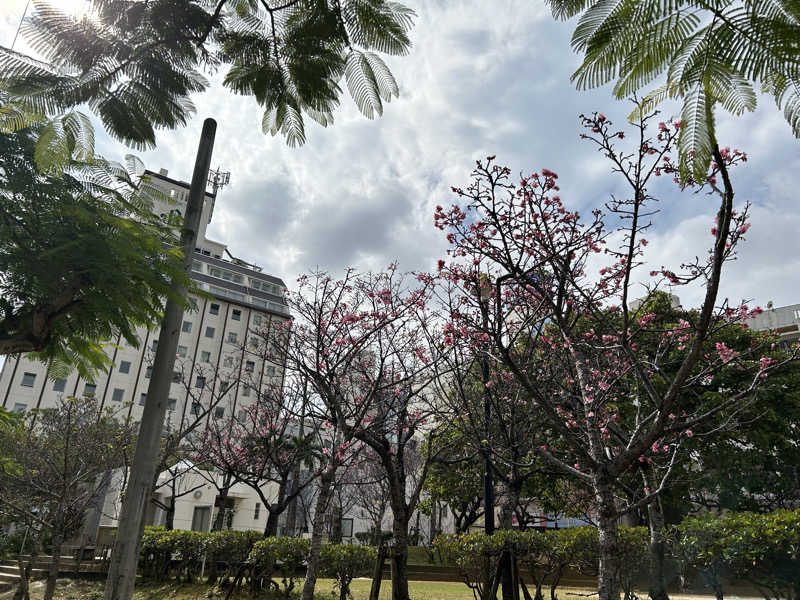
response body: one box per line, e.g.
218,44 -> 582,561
2,0 -> 799,308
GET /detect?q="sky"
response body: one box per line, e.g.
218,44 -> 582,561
2,0 -> 799,312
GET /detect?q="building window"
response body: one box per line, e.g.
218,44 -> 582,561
13,403 -> 27,414
341,518 -> 354,538
232,309 -> 242,321
223,356 -> 233,368
53,378 -> 66,392
195,376 -> 206,389
248,337 -> 258,350
266,366 -> 276,377
254,503 -> 261,520
245,361 -> 255,373
152,340 -> 159,352
84,383 -> 97,397
145,366 -> 153,378
168,398 -> 177,411
227,332 -> 238,344
191,402 -> 201,416
111,388 -> 125,403
794,309 -> 800,320
210,303 -> 220,315
192,260 -> 203,273
242,385 -> 251,397
119,360 -> 131,374
214,406 -> 225,419
182,320 -> 193,333
172,371 -> 183,383
205,327 -> 215,338
140,393 -> 147,406
253,314 -> 263,326
21,372 -> 36,387
177,345 -> 188,358
201,351 -> 211,363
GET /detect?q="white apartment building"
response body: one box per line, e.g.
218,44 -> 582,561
0,168 -> 290,426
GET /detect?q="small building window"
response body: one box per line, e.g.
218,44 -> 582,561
13,403 -> 27,414
201,351 -> 211,363
111,388 -> 125,402
254,503 -> 261,520
242,385 -> 251,397
245,361 -> 255,373
84,383 -> 97,397
168,398 -> 177,411
248,337 -> 258,350
253,314 -> 263,326
140,393 -> 147,406
195,376 -> 206,389
172,371 -> 183,383
210,303 -> 220,315
152,340 -> 159,352
21,372 -> 36,387
223,356 -> 234,368
214,406 -> 225,419
52,378 -> 66,392
227,332 -> 238,344
205,327 -> 215,338
145,366 -> 153,378
232,309 -> 242,321
182,320 -> 193,333
191,402 -> 201,416
266,366 -> 276,377
119,360 -> 131,374
177,345 -> 188,358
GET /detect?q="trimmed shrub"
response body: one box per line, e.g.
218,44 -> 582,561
247,536 -> 310,598
320,543 -> 377,600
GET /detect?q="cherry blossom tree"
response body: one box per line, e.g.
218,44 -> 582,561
270,267 -> 445,600
197,379 -> 321,537
434,107 -> 797,600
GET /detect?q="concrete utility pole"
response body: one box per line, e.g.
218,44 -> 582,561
104,118 -> 217,600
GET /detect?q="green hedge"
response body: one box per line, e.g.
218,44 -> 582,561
673,509 -> 800,600
434,527 -> 647,600
321,543 -> 376,600
139,526 -> 375,598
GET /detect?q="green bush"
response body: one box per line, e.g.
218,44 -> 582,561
434,526 -> 647,600
204,529 -> 263,584
673,509 -> 800,600
247,536 -> 310,598
320,543 -> 377,600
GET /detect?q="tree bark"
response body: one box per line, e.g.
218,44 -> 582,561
646,495 -> 670,600
104,118 -> 216,600
301,468 -> 335,600
390,510 -> 410,600
264,507 -> 281,537
44,530 -> 64,600
212,488 -> 230,532
595,476 -> 622,600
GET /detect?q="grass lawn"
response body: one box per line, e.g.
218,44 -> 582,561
3,577 -> 762,600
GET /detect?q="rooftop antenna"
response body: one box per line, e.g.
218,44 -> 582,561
208,167 -> 231,196
207,167 -> 230,219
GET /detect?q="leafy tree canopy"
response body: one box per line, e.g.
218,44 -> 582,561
547,0 -> 800,181
0,0 -> 415,154
0,127 -> 191,377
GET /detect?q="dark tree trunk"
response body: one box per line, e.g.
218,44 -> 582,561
44,530 -> 64,600
646,497 -> 670,600
301,468 -> 335,600
165,497 -> 175,531
595,476 -> 622,600
428,501 -> 438,545
264,508 -> 281,537
390,510 -> 410,600
212,488 -> 230,532
500,481 -> 521,600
